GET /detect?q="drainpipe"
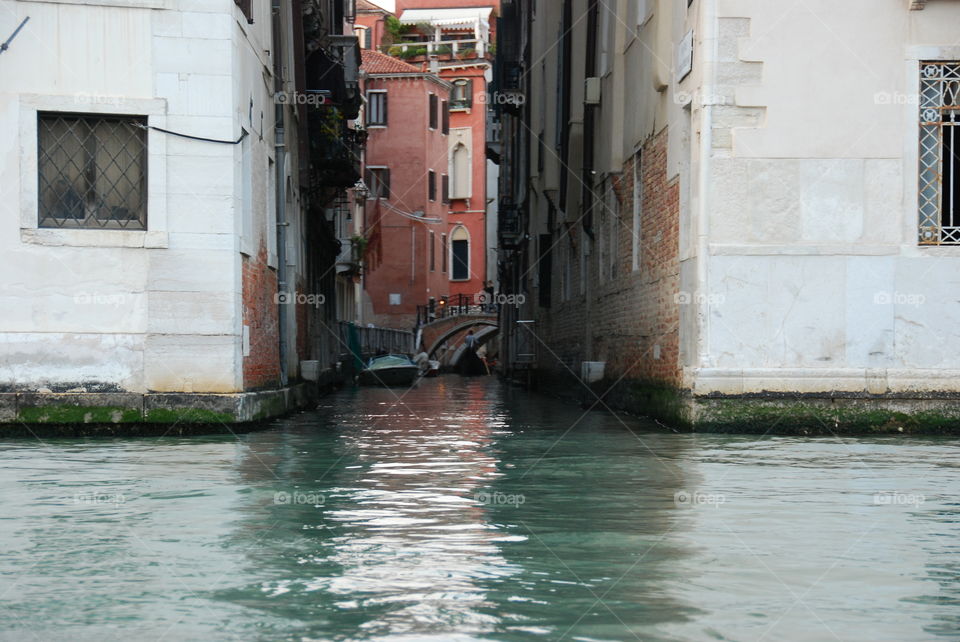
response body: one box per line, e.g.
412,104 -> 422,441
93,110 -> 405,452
696,0 -> 718,371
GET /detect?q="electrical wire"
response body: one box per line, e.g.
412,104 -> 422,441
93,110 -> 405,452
380,200 -> 442,224
134,122 -> 248,145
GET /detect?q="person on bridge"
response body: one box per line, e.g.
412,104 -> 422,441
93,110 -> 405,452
483,281 -> 496,312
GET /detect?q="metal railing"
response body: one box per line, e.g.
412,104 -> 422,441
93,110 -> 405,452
381,38 -> 487,60
416,293 -> 496,327
338,322 -> 415,372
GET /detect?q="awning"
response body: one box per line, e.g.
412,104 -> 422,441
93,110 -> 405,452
398,8 -> 492,31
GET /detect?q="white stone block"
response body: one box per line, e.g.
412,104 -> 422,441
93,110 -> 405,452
181,11 -> 233,39
844,256 -> 896,367
143,333 -> 240,393
147,290 -> 236,334
147,249 -> 237,293
0,332 -> 145,392
166,194 -> 234,234
166,155 -> 235,196
799,159 -> 864,243
153,36 -> 231,75
747,160 -> 801,242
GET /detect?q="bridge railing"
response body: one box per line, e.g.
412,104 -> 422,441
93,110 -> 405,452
416,293 -> 495,327
339,322 -> 416,372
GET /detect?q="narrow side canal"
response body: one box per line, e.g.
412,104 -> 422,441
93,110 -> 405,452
1,377 -> 958,641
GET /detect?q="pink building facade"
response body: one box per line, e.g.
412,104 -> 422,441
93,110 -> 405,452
360,50 -> 453,329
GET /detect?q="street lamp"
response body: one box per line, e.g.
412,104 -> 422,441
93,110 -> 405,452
353,180 -> 369,204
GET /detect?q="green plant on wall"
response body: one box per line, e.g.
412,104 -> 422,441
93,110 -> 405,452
350,235 -> 369,265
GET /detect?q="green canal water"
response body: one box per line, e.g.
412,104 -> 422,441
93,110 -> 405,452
1,377 -> 959,641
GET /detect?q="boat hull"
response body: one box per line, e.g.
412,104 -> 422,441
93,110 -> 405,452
357,365 -> 419,387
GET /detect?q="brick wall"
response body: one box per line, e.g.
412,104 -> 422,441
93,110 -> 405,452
535,126 -> 681,388
242,244 -> 281,390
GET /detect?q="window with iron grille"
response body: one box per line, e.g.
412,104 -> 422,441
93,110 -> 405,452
919,61 -> 960,245
365,167 -> 390,199
38,112 -> 148,230
429,94 -> 438,129
367,91 -> 387,126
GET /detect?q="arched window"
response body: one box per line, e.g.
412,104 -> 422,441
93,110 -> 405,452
450,226 -> 470,281
450,142 -> 471,199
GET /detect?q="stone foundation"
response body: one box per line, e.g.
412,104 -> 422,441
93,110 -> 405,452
0,382 -> 322,437
531,370 -> 960,435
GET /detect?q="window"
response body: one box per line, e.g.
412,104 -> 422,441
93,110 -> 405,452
429,94 -> 438,129
441,233 -> 448,272
37,112 -> 148,230
363,27 -> 372,49
367,91 -> 387,126
451,78 -> 474,109
441,100 -> 450,134
920,61 -> 960,244
441,174 -> 449,204
428,170 -> 436,201
450,141 -> 471,199
429,231 -> 436,271
451,226 -> 469,280
365,167 -> 390,199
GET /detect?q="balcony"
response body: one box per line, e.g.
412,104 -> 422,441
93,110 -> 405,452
307,113 -> 364,195
382,38 -> 489,62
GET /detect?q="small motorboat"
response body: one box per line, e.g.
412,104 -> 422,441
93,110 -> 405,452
357,354 -> 420,387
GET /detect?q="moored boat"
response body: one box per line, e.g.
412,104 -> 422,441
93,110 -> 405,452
357,354 -> 420,387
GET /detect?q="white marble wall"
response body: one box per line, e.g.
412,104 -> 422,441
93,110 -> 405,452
0,0 -> 275,393
688,0 -> 960,394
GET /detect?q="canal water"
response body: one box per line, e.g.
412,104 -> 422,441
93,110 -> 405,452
1,377 -> 959,641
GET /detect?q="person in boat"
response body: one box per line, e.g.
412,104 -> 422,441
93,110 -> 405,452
412,346 -> 429,373
464,330 -> 477,353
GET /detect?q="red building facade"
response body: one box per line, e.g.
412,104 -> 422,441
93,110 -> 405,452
360,50 -> 453,329
357,2 -> 498,326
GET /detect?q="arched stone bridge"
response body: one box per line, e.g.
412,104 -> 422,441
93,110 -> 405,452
419,313 -> 498,363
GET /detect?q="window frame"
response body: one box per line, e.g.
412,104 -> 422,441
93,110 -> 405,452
37,111 -> 149,231
441,233 -> 448,272
450,226 -> 470,281
365,166 -> 391,199
19,95 -> 167,248
450,78 -> 474,110
367,90 -> 388,127
429,94 -> 439,130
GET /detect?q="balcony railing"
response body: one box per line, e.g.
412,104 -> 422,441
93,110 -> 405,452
382,38 -> 487,61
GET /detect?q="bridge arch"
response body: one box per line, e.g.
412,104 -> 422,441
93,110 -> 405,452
425,318 -> 498,358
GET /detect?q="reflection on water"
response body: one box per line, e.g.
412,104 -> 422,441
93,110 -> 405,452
0,377 -> 959,640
